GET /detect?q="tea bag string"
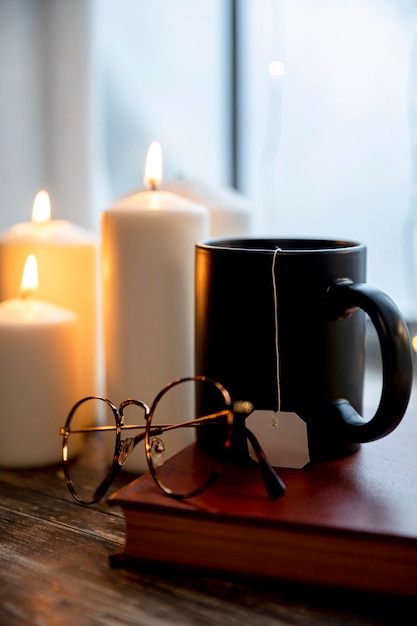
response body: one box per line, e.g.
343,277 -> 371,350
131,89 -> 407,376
272,247 -> 282,412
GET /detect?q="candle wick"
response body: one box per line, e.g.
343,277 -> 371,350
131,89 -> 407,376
19,288 -> 33,300
19,288 -> 35,320
149,179 -> 158,191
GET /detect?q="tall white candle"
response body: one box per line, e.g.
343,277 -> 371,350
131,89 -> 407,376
0,191 -> 99,398
101,142 -> 209,472
0,255 -> 81,468
162,178 -> 253,237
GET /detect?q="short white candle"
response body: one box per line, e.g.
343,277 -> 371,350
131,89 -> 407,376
101,142 -> 209,472
0,190 -> 99,398
162,178 -> 253,237
0,255 -> 81,468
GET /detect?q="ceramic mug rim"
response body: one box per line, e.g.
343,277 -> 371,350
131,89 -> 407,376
197,236 -> 364,254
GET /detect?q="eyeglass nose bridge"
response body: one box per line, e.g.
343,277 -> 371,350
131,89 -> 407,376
117,437 -> 135,466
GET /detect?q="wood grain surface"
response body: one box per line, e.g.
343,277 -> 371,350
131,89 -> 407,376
1,460 -> 416,625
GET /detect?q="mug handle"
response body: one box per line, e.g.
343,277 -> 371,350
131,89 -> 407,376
325,280 -> 413,442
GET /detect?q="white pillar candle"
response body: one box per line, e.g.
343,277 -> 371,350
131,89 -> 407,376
162,178 -> 253,237
0,191 -> 99,398
101,142 -> 209,473
0,255 -> 81,468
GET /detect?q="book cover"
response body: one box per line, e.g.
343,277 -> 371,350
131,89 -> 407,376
108,412 -> 417,596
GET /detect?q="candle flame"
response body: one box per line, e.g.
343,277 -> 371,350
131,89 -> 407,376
32,190 -> 51,224
20,254 -> 39,298
143,141 -> 163,190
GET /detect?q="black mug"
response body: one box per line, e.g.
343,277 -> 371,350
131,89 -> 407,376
195,237 -> 413,463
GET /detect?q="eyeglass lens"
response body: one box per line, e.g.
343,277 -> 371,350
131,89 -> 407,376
146,378 -> 232,498
64,397 -> 146,504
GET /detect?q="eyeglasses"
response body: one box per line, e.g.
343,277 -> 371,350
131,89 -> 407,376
60,376 -> 286,505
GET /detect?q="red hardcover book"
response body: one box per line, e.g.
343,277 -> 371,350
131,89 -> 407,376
109,412 -> 417,596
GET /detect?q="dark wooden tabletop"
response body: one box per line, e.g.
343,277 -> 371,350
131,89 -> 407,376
1,458 -> 416,626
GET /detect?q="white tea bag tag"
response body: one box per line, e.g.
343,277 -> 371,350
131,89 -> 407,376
246,410 -> 310,469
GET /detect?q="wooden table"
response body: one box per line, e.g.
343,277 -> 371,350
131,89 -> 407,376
1,459 -> 416,626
